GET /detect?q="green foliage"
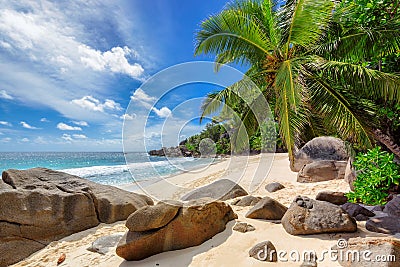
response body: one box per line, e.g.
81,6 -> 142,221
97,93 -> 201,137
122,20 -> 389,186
196,0 -> 400,165
346,147 -> 400,205
185,123 -> 231,155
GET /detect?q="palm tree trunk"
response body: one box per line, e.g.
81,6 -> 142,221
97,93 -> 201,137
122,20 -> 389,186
372,129 -> 400,160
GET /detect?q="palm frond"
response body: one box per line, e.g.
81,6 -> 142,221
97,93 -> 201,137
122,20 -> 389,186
279,0 -> 334,51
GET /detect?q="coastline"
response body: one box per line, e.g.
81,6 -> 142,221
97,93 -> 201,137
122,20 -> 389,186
13,153 -> 396,267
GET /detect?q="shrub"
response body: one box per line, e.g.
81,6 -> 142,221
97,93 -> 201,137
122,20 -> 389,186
346,147 -> 400,205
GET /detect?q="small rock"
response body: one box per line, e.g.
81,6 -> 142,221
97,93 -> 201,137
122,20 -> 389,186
57,253 -> 66,265
316,191 -> 348,205
249,241 -> 277,262
233,222 -> 256,233
231,196 -> 261,206
366,216 -> 400,234
372,205 -> 385,212
341,203 -> 375,220
354,214 -> 370,221
87,233 -> 124,255
265,182 -> 285,193
245,197 -> 287,220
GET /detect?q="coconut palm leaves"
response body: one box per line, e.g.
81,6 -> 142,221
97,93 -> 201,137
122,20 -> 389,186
195,0 -> 400,165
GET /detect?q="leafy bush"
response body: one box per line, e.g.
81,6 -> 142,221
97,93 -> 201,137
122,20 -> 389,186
346,147 -> 400,205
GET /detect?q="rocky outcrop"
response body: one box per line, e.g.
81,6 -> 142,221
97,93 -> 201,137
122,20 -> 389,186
148,146 -> 192,157
181,179 -> 248,201
333,237 -> 400,267
292,137 -> 350,172
0,168 -> 153,267
297,160 -> 347,183
231,195 -> 261,206
282,196 -> 357,235
341,203 -> 375,221
116,198 -> 237,261
249,241 -> 277,262
316,191 -> 348,205
366,216 -> 400,235
265,182 -> 285,193
245,197 -> 287,220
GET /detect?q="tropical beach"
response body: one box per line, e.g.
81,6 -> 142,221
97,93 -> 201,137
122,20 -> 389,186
1,0 -> 400,266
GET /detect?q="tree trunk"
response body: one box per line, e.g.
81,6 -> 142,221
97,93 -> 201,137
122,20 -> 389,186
372,129 -> 400,162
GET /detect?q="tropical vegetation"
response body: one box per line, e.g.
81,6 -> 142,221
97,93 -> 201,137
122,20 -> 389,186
194,0 -> 400,167
346,147 -> 400,205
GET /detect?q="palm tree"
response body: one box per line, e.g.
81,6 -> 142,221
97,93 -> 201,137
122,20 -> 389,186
195,0 -> 400,167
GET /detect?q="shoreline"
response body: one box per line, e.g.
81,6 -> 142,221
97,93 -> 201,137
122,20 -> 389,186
13,153 -> 399,267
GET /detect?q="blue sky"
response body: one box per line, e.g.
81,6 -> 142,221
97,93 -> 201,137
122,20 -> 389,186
0,0 -> 245,152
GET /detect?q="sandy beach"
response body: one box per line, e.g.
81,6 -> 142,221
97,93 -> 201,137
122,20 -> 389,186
13,153 -> 394,267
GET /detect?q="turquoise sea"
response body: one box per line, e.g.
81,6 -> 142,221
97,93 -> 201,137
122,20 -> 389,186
0,152 -> 213,186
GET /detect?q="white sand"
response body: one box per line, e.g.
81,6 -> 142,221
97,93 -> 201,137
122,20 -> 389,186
13,153 -> 393,267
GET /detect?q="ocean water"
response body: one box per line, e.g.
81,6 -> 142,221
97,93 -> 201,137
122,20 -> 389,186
0,152 -> 215,186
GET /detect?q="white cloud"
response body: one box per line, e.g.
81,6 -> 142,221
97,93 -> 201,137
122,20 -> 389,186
79,45 -> 144,79
120,113 -> 136,121
152,106 -> 172,118
40,117 -> 50,122
1,137 -> 11,143
131,88 -> 172,118
131,88 -> 156,102
0,121 -> 12,126
57,122 -> 82,131
73,134 -> 87,139
21,138 -> 29,142
0,90 -> 13,100
72,120 -> 88,126
20,121 -> 39,129
71,96 -> 122,113
61,134 -> 73,141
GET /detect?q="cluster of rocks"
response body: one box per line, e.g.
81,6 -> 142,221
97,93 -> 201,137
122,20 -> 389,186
293,137 -> 352,183
148,145 -> 192,157
0,168 -> 153,267
116,199 -> 237,260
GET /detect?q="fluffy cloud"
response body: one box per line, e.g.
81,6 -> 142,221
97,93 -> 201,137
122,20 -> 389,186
57,122 -> 82,131
72,134 -> 87,139
79,45 -> 144,79
40,118 -> 50,122
0,90 -> 13,100
72,121 -> 88,126
120,113 -> 136,121
61,134 -> 73,141
21,138 -> 29,142
20,121 -> 39,129
0,121 -> 12,126
152,106 -> 172,118
131,88 -> 172,118
71,96 -> 122,113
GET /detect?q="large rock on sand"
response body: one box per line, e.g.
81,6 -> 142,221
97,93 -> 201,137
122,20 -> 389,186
181,179 -> 248,201
0,168 -> 153,267
293,137 -> 350,172
116,198 -> 237,261
282,196 -> 357,235
297,160 -> 347,182
383,195 -> 400,217
125,200 -> 182,232
245,197 -> 287,220
366,216 -> 400,235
